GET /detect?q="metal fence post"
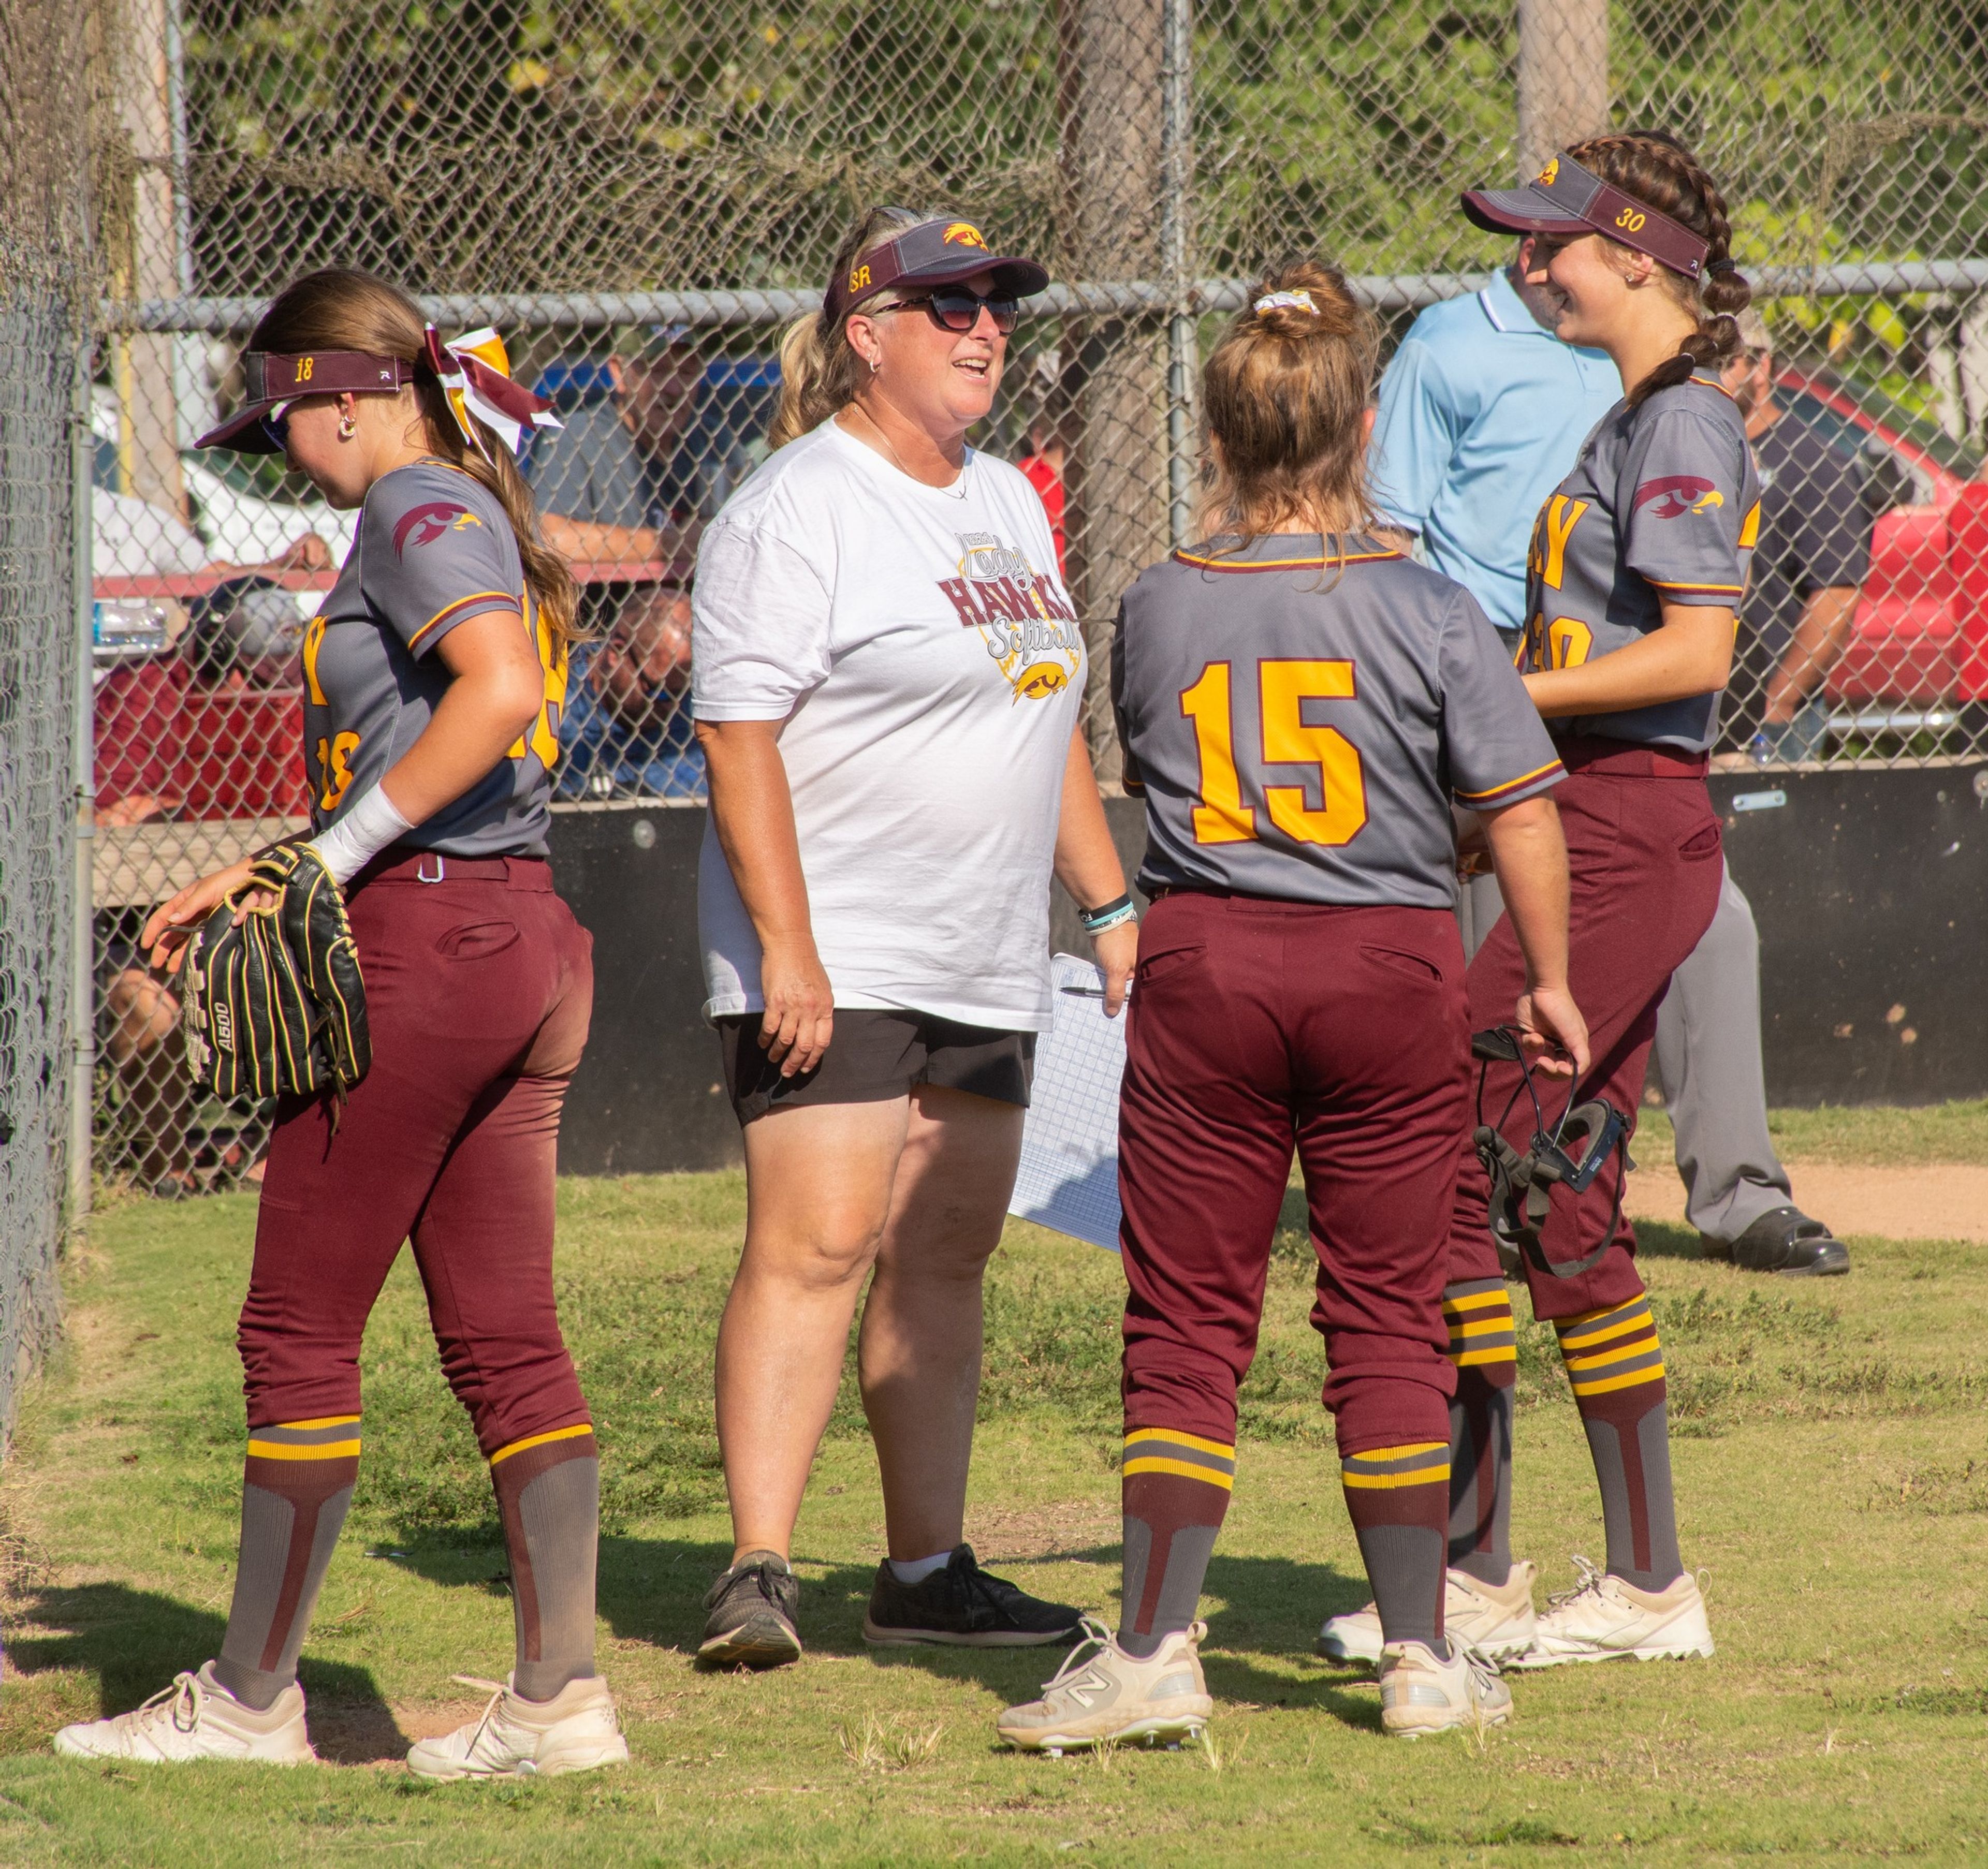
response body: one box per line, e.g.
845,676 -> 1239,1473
1516,0 -> 1610,180
1161,0 -> 1195,551
70,322 -> 95,1226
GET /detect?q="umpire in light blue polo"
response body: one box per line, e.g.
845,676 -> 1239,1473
1369,240 -> 1847,1278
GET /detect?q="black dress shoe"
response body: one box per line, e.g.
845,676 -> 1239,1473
861,1545 -> 1083,1647
1704,1205 -> 1849,1276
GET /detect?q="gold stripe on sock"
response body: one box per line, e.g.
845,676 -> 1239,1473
274,1415 -> 362,1431
1121,1455 -> 1235,1489
1568,1362 -> 1668,1397
488,1423 -> 596,1466
1557,1310 -> 1653,1352
246,1438 -> 361,1461
1342,1465 -> 1451,1490
1342,1441 -> 1450,1489
1442,1290 -> 1513,1315
1124,1426 -> 1236,1459
1451,1316 -> 1516,1338
1563,1336 -> 1660,1374
1453,1344 -> 1519,1367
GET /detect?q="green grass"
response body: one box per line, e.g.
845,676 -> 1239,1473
1634,1096 -> 1988,1167
2,1134 -> 1987,1864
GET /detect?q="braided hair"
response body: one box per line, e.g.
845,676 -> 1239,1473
1564,129 -> 1752,409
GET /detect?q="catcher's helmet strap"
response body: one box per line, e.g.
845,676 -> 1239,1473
1473,1049 -> 1632,1283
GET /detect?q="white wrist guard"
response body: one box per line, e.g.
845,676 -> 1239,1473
306,782 -> 416,886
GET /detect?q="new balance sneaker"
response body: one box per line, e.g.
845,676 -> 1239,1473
406,1674 -> 629,1780
1508,1557 -> 1714,1668
997,1617 -> 1212,1754
1319,1561 -> 1539,1667
1377,1640 -> 1514,1740
863,1544 -> 1081,1647
697,1550 -> 802,1669
53,1662 -> 315,1765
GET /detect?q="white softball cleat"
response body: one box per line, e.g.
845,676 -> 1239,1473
996,1616 -> 1212,1754
1377,1640 -> 1514,1739
405,1673 -> 630,1780
1508,1557 -> 1714,1667
52,1662 -> 315,1765
1319,1560 -> 1540,1667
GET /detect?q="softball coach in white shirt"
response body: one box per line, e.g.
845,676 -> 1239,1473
689,207 -> 1138,1668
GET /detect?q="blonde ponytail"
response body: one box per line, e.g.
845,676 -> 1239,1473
767,204 -> 931,450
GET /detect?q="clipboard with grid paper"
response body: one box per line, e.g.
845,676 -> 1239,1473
1006,952 -> 1127,1251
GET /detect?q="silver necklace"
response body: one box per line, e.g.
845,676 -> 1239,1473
842,406 -> 970,498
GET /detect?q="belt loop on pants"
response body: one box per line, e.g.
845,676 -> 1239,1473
416,852 -> 446,884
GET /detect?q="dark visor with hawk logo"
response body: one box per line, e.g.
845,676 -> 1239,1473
195,350 -> 419,453
823,217 -> 1048,328
1460,153 -> 1713,281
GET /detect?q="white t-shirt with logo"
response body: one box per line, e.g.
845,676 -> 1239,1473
691,418 -> 1086,1031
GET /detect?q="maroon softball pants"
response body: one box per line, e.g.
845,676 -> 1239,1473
1446,740 -> 1724,1321
240,851 -> 595,1454
1118,893 -> 1469,1460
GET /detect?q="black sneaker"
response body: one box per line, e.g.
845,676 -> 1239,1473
862,1544 -> 1083,1647
697,1550 -> 802,1669
1705,1205 -> 1850,1277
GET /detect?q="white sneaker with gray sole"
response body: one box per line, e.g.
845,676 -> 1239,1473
1507,1557 -> 1714,1668
996,1617 -> 1212,1755
405,1674 -> 630,1780
53,1662 -> 315,1765
1319,1560 -> 1539,1667
1378,1640 -> 1514,1740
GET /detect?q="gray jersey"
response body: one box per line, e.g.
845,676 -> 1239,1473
1113,534 -> 1564,909
303,461 -> 562,857
1520,372 -> 1761,752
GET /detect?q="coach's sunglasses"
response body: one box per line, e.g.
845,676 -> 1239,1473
873,289 -> 1021,335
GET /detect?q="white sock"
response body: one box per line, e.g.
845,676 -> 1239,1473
887,1550 -> 955,1585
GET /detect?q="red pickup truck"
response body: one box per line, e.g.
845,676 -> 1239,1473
1774,366 -> 1988,731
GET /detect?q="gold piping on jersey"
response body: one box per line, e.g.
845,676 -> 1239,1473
1172,547 -> 1404,574
408,588 -> 520,652
1454,757 -> 1566,805
1644,577 -> 1744,596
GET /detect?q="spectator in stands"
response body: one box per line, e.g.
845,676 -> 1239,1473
1719,305 -> 1873,762
1016,413 -> 1069,574
98,580 -> 318,1195
527,327 -> 703,570
1369,240 -> 1845,1276
94,481 -> 330,584
557,580 -> 706,802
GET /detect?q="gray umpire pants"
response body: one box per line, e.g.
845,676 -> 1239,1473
1457,861 -> 1792,1243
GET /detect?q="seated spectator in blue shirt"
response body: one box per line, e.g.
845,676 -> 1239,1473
1368,238 -> 1620,643
557,581 -> 706,802
527,329 -> 704,571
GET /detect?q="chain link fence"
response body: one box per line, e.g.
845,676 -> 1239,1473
0,0 -> 90,1420
76,0 -> 1988,1194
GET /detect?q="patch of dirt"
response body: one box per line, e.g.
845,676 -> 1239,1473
1624,1161 -> 1988,1243
962,1504 -> 1117,1562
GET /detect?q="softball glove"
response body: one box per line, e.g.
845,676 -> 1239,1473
183,843 -> 371,1110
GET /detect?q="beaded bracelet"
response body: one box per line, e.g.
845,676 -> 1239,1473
1078,892 -> 1137,936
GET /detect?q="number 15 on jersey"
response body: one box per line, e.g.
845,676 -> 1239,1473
1179,659 -> 1369,847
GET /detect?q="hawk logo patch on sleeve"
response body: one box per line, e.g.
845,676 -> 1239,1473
392,502 -> 485,556
1632,476 -> 1724,520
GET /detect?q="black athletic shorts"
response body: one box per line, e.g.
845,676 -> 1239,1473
716,1007 -> 1036,1125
